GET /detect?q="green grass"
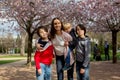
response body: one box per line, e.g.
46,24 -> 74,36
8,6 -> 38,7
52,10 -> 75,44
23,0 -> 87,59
0,54 -> 35,58
0,54 -> 27,58
0,56 -> 26,58
0,60 -> 20,65
90,52 -> 120,61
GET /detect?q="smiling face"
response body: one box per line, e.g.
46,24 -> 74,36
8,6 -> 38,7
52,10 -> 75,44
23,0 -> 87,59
53,19 -> 62,31
39,28 -> 48,39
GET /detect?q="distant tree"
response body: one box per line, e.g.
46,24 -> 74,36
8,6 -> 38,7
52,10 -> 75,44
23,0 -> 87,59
3,32 -> 15,54
20,31 -> 27,56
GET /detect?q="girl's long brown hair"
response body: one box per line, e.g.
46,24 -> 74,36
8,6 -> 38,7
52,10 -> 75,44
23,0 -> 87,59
50,17 -> 64,39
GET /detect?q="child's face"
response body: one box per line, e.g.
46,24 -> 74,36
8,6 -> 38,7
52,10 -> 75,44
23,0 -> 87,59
53,19 -> 62,31
64,27 -> 72,33
39,29 -> 48,39
76,26 -> 85,37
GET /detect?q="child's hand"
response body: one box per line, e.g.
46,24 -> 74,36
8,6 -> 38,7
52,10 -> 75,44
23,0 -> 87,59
80,68 -> 85,74
64,41 -> 69,47
36,43 -> 43,50
38,69 -> 42,75
52,58 -> 55,63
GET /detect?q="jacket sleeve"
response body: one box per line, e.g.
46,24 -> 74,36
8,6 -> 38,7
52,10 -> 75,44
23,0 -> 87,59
34,51 -> 41,70
62,31 -> 73,42
82,39 -> 91,68
69,37 -> 77,50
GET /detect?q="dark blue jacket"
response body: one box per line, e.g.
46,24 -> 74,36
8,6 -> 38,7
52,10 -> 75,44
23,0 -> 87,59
69,28 -> 77,51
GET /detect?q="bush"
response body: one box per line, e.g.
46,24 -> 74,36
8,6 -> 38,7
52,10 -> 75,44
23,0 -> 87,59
15,48 -> 20,53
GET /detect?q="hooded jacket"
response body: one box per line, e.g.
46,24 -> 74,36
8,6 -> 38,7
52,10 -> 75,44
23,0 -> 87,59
34,41 -> 54,70
75,36 -> 91,68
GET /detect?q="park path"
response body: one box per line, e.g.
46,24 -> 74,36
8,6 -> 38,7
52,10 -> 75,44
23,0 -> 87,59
0,57 -> 26,60
0,58 -> 76,80
0,58 -> 120,80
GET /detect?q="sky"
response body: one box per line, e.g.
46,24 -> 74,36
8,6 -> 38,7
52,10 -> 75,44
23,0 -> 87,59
0,18 -> 19,38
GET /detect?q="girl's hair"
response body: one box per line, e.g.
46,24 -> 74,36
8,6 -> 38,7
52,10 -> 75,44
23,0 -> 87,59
37,26 -> 48,37
50,17 -> 64,39
76,24 -> 86,35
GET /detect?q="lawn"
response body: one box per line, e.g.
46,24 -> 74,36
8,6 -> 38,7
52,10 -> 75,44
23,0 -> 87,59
0,60 -> 20,65
0,54 -> 28,58
90,51 -> 120,61
0,54 -> 32,65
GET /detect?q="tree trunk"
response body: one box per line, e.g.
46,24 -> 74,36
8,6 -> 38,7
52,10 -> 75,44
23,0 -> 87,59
27,33 -> 33,67
112,31 -> 117,63
20,33 -> 27,56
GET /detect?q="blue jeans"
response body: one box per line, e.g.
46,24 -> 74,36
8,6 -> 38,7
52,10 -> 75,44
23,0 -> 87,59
65,48 -> 71,65
76,61 -> 90,80
36,63 -> 51,80
56,55 -> 65,80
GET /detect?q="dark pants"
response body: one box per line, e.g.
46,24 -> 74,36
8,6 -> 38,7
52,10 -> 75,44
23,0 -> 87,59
56,55 -> 65,80
76,61 -> 90,80
96,55 -> 102,61
56,55 -> 74,80
105,50 -> 110,60
93,53 -> 96,60
67,63 -> 74,80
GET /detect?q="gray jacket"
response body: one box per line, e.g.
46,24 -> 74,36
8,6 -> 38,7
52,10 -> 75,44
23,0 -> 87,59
75,36 -> 91,68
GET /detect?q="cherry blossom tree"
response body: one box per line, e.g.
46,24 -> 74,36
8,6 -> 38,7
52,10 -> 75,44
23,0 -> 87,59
4,0 -> 77,66
3,0 -> 120,64
75,0 -> 120,63
4,0 -> 56,66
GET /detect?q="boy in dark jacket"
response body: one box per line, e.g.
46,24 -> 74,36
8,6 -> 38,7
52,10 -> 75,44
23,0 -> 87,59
75,24 -> 91,80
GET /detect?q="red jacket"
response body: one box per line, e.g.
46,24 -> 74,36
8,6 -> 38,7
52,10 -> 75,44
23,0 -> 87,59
34,42 -> 54,70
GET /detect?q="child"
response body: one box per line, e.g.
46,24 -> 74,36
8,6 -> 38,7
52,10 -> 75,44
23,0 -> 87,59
34,26 -> 54,80
104,41 -> 110,60
62,23 -> 76,70
95,48 -> 102,61
75,24 -> 91,80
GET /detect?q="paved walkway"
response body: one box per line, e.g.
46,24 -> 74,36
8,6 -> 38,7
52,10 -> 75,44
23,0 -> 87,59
0,58 -> 120,80
0,58 -> 26,60
0,58 -> 75,80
